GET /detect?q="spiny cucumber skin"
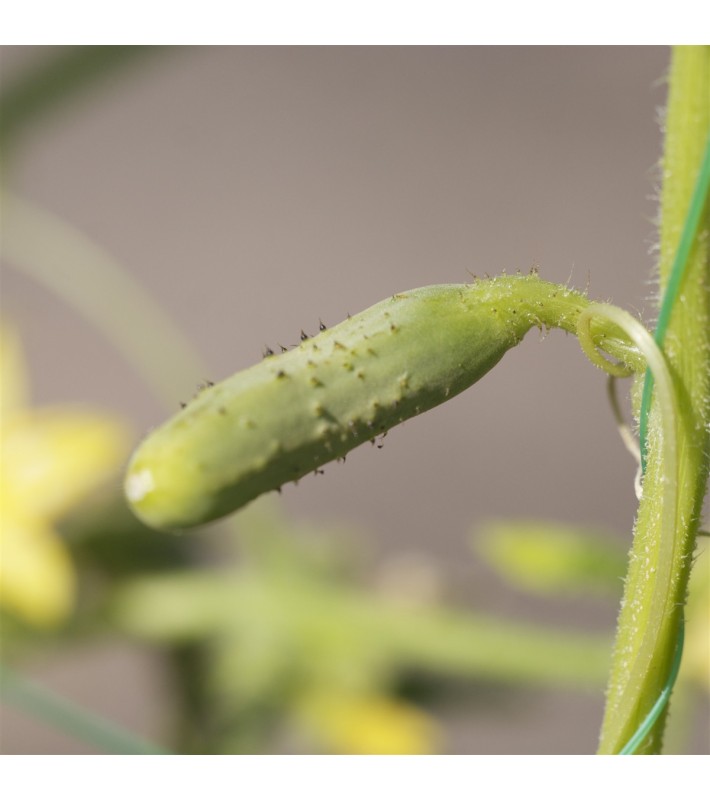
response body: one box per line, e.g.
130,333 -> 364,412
125,275 -> 586,531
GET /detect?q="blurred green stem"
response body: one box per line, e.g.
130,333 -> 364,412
2,193 -> 206,408
113,570 -> 612,689
0,665 -> 167,754
598,46 -> 710,755
0,46 -> 160,158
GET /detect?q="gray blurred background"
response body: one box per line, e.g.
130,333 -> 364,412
2,45 -> 706,753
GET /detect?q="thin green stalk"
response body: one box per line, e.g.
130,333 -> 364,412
598,46 -> 710,755
2,193 -> 206,408
1,665 -> 167,754
0,46 -> 160,157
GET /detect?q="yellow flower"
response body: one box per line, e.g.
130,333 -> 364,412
297,690 -> 441,755
0,325 -> 130,627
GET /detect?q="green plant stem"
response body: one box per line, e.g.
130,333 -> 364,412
598,46 -> 710,755
112,571 -> 612,689
2,193 -> 206,408
0,46 -> 160,157
0,665 -> 167,754
618,620 -> 685,755
639,121 -> 710,471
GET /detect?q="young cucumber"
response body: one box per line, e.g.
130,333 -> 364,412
125,274 -> 634,531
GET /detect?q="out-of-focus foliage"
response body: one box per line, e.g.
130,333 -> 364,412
0,46 -> 158,156
473,519 -> 628,598
680,541 -> 709,695
0,324 -> 130,627
109,502 -> 612,753
473,517 -> 710,752
475,520 -> 710,698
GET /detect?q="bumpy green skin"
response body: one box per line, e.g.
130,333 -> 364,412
125,275 -> 631,531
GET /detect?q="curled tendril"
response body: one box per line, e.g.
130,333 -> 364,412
606,376 -> 642,500
575,318 -> 636,378
577,303 -> 680,753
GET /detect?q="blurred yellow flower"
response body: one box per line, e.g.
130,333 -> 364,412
0,325 -> 130,627
297,690 -> 441,755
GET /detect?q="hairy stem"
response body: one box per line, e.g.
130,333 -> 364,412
598,45 -> 710,755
